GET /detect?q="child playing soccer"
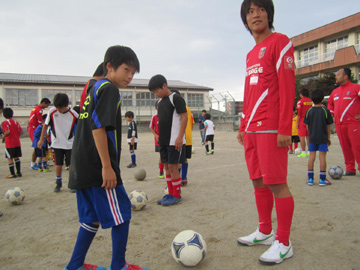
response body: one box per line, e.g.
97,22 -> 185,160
37,93 -> 78,193
296,88 -> 313,157
125,111 -> 138,168
149,100 -> 165,178
202,113 -> 215,155
237,0 -> 295,265
289,108 -> 300,154
148,74 -> 188,206
66,45 -> 148,270
303,89 -> 333,186
32,114 -> 51,172
1,108 -> 24,178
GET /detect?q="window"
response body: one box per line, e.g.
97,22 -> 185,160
187,93 -> 204,107
355,32 -> 360,54
42,89 -> 73,105
5,89 -> 38,106
75,90 -> 82,106
299,45 -> 318,66
325,36 -> 348,58
121,91 -> 133,107
136,92 -> 157,107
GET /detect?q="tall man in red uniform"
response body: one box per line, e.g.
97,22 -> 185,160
328,68 -> 360,176
28,98 -> 51,169
296,88 -> 313,157
237,0 -> 295,265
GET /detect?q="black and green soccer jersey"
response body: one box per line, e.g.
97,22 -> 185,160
303,106 -> 333,145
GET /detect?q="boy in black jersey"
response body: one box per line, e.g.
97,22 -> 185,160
125,111 -> 138,168
148,74 -> 188,206
66,45 -> 148,270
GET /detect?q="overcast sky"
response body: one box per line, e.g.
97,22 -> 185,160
0,1 -> 358,101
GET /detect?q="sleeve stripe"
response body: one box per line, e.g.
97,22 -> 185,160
276,40 -> 293,72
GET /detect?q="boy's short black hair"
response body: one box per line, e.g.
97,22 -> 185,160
53,93 -> 69,108
3,107 -> 13,119
93,62 -> 104,77
42,114 -> 47,121
343,68 -> 351,79
103,45 -> 140,76
125,111 -> 134,119
41,98 -> 51,104
310,89 -> 324,105
300,88 -> 310,97
202,110 -> 207,113
241,0 -> 275,34
148,74 -> 167,91
205,113 -> 211,120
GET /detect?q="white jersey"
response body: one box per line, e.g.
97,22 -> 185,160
204,120 -> 215,136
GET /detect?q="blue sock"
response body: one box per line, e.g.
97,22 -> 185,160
38,161 -> 42,169
181,163 -> 188,179
67,223 -> 99,270
131,152 -> 136,164
111,221 -> 130,270
308,170 -> 314,179
56,176 -> 62,185
320,171 -> 326,181
42,160 -> 47,169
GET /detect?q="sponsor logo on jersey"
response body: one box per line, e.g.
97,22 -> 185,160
257,121 -> 262,127
334,96 -> 340,101
347,91 -> 351,96
259,47 -> 266,59
284,56 -> 295,70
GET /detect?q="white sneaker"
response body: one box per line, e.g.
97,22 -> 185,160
237,228 -> 275,246
259,240 -> 293,265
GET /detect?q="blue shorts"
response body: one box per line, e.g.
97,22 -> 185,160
76,185 -> 131,229
308,143 -> 328,152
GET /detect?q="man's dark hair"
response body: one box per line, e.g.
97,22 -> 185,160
202,110 -> 207,113
240,0 -> 275,34
3,107 -> 13,119
125,111 -> 134,119
310,89 -> 324,105
0,98 -> 3,110
148,74 -> 167,91
300,88 -> 310,97
40,98 -> 51,104
343,68 -> 351,79
93,62 -> 104,77
103,45 -> 140,76
205,113 -> 211,120
53,93 -> 69,108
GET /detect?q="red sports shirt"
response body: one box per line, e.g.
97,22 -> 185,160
1,119 -> 23,148
149,114 -> 159,146
240,33 -> 295,136
296,97 -> 313,119
28,105 -> 43,129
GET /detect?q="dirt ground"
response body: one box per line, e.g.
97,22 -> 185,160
0,130 -> 359,270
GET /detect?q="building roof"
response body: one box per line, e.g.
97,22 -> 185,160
0,72 -> 213,91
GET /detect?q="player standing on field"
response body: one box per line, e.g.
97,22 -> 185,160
237,0 -> 295,265
296,88 -> 313,157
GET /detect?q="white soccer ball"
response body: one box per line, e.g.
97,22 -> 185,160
164,185 -> 169,195
294,148 -> 302,155
5,187 -> 25,205
328,166 -> 343,180
129,190 -> 148,211
171,230 -> 207,267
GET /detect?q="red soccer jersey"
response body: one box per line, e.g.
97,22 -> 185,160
28,105 -> 43,129
149,114 -> 159,146
328,81 -> 360,125
1,119 -> 23,148
240,33 -> 295,135
296,97 -> 313,119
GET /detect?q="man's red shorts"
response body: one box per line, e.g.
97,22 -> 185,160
298,119 -> 308,137
244,133 -> 288,185
28,127 -> 35,142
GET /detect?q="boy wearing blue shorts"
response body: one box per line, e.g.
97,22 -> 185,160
304,89 -> 333,186
65,46 -> 148,270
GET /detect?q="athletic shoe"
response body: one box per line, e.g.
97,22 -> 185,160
127,163 -> 137,168
157,194 -> 170,205
205,151 -> 211,155
325,179 -> 331,185
237,228 -> 275,246
0,211 -> 3,217
211,150 -> 214,155
259,240 -> 293,265
306,153 -> 310,157
288,151 -> 293,154
54,183 -> 62,193
16,173 -> 22,177
159,172 -> 164,179
65,166 -> 69,170
43,168 -> 52,172
6,174 -> 16,179
181,178 -> 188,186
38,168 -> 43,172
109,262 -> 149,270
64,264 -> 107,270
70,189 -> 76,193
30,165 -> 39,170
161,195 -> 182,206
307,178 -> 314,186
319,179 -> 331,186
297,153 -> 307,157
345,171 -> 356,176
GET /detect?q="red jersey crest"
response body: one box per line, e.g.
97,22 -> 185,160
258,47 -> 266,59
284,56 -> 295,70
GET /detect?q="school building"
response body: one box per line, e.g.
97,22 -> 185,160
0,72 -> 213,127
291,12 -> 360,82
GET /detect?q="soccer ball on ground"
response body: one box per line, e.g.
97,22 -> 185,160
133,168 -> 146,181
328,166 -> 343,180
5,187 -> 25,205
164,185 -> 169,195
294,148 -> 302,155
129,190 -> 148,211
171,230 -> 207,267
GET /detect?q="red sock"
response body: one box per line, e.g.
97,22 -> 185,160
166,175 -> 173,195
289,144 -> 293,151
172,178 -> 181,198
275,196 -> 294,246
159,163 -> 164,173
254,187 -> 274,235
294,142 -> 298,149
